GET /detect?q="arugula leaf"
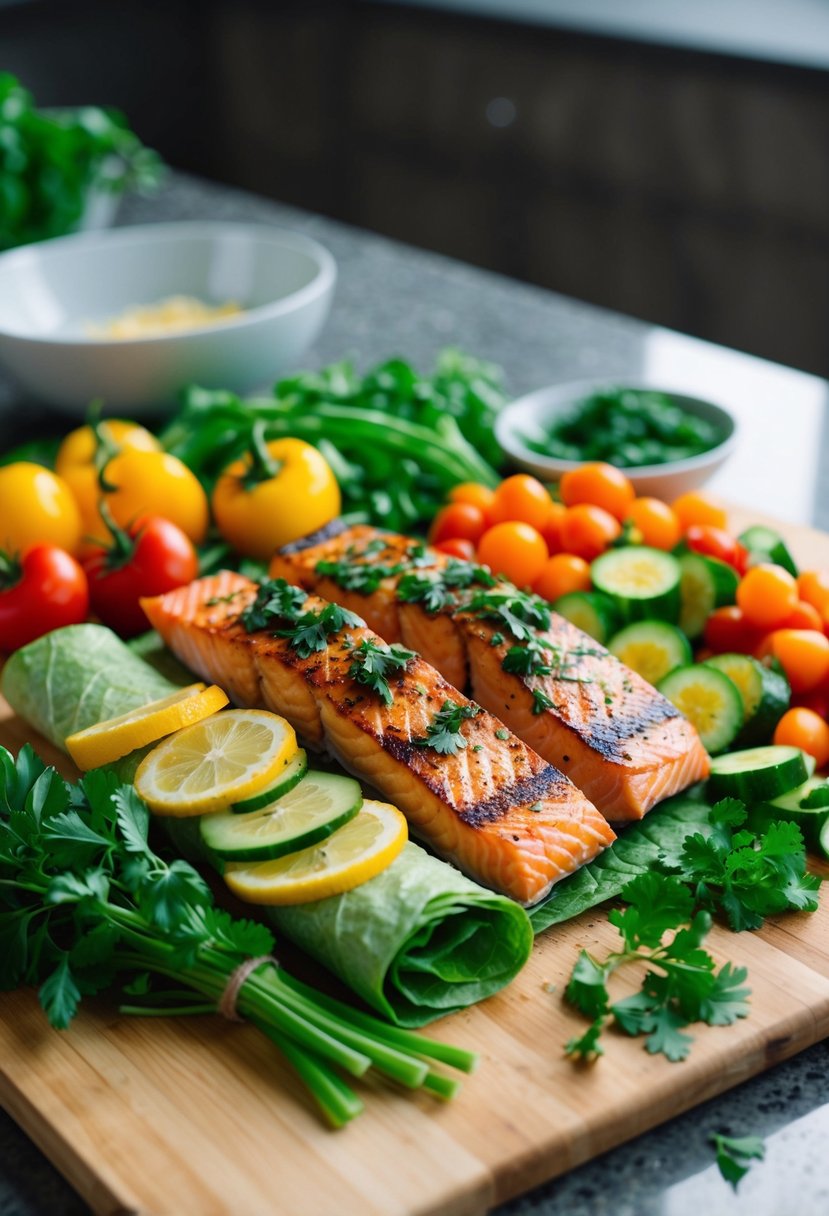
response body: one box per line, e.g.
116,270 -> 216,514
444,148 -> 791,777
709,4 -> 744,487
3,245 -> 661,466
710,1132 -> 765,1189
412,700 -> 481,755
348,639 -> 416,706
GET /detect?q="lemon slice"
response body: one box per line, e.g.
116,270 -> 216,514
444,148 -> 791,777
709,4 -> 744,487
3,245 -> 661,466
66,684 -> 229,771
135,709 -> 298,816
223,799 -> 408,904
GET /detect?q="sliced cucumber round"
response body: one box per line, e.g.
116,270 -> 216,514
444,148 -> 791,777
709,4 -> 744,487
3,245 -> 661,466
200,771 -> 362,861
678,553 -> 739,639
607,620 -> 691,687
708,744 -> 809,802
749,776 -> 829,850
739,525 -> 798,577
703,654 -> 790,747
232,749 -> 309,814
657,664 -> 743,754
553,591 -> 619,643
819,816 -> 829,860
591,547 -> 681,624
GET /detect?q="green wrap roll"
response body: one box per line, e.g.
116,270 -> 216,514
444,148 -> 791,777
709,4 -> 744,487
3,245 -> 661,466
2,625 -> 534,1027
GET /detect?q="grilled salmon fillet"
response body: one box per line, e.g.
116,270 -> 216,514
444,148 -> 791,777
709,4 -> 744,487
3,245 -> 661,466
270,526 -> 710,820
142,572 -> 615,905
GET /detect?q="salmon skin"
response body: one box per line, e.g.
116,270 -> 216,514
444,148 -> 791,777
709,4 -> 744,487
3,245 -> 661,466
142,572 -> 615,906
269,526 -> 710,821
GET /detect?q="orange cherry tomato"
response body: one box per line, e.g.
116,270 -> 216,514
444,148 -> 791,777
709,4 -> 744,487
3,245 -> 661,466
797,569 -> 829,618
533,553 -> 592,602
774,707 -> 829,768
429,503 -> 487,546
560,504 -> 621,561
759,629 -> 829,694
624,497 -> 681,551
559,462 -> 635,521
543,501 -> 568,555
703,606 -> 764,655
489,474 -> 552,531
478,522 -> 548,587
448,482 -> 496,522
780,600 -> 823,631
672,491 -> 727,532
434,537 -> 476,561
736,563 -> 799,630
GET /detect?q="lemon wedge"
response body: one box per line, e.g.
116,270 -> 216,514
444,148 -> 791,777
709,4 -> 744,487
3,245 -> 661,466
66,684 -> 229,771
223,799 -> 408,904
135,709 -> 298,816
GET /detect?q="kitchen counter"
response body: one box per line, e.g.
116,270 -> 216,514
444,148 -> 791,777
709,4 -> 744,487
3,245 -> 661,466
1,172 -> 828,1216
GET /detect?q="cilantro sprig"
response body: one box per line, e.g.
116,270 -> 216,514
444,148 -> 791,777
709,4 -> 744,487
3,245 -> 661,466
348,639 -> 416,706
564,873 -> 751,1063
668,798 -> 821,931
413,700 -> 482,755
0,745 -> 475,1127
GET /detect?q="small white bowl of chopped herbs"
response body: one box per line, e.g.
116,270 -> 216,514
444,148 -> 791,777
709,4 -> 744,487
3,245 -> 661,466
495,380 -> 738,498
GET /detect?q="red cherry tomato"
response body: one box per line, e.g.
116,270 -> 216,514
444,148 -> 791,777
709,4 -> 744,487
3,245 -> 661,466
434,538 -> 476,561
702,606 -> 764,655
685,525 -> 748,573
84,516 -> 199,638
429,503 -> 487,546
0,544 -> 89,653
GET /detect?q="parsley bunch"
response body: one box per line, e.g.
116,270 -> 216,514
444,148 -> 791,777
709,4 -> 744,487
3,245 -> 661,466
565,873 -> 751,1062
668,798 -> 821,931
0,746 -> 475,1127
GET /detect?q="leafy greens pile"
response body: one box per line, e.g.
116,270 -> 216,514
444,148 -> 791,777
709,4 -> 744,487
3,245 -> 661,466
0,745 -> 476,1127
160,350 -> 506,532
0,73 -> 163,251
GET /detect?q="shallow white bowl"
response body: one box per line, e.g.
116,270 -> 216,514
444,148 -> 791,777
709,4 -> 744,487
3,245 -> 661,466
495,379 -> 738,499
0,221 -> 336,415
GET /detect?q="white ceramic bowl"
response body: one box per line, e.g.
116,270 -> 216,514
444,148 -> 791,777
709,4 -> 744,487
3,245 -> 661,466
494,379 -> 738,499
0,221 -> 336,415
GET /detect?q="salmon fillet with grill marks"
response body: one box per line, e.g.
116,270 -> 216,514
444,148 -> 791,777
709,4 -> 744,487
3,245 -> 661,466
142,572 -> 615,906
270,526 -> 710,820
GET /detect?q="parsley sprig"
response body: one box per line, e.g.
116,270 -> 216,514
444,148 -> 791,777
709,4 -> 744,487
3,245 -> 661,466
0,745 -> 475,1127
348,639 -> 416,705
413,700 -> 481,755
315,558 -> 407,595
668,798 -> 821,931
240,579 -> 307,631
710,1132 -> 765,1189
564,873 -> 751,1063
239,578 -> 364,656
466,587 -> 551,641
278,602 -> 364,658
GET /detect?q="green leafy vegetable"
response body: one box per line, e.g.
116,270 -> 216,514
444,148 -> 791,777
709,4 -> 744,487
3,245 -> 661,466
348,639 -> 416,706
159,351 -> 505,532
413,700 -> 482,755
710,1132 -> 765,1189
0,73 -> 163,251
240,579 -> 308,632
278,603 -> 365,658
466,587 -> 551,641
563,874 -> 751,1062
0,745 -> 477,1127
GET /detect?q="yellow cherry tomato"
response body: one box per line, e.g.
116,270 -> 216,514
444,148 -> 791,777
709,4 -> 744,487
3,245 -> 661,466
0,463 -> 82,555
212,437 -> 341,560
78,449 -> 209,550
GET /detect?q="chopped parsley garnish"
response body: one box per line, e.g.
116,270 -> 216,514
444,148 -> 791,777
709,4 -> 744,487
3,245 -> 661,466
564,873 -> 751,1063
502,637 -> 598,683
205,589 -> 245,607
490,632 -> 505,646
397,572 -> 458,614
495,728 -> 510,741
348,638 -> 416,706
532,688 -> 556,715
240,579 -> 308,631
315,558 -> 406,595
413,700 -> 481,755
466,587 -> 551,641
278,602 -> 365,658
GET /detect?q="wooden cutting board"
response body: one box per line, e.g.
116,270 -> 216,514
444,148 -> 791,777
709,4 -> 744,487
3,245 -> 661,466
2,507 -> 829,1216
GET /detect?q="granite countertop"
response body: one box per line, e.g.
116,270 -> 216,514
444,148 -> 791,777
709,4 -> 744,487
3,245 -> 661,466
1,173 -> 828,1216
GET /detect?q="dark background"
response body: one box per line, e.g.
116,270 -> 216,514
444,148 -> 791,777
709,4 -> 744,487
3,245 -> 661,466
4,0 -> 829,376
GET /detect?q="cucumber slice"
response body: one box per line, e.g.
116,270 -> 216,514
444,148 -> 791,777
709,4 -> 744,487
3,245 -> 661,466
703,654 -> 790,746
553,591 -> 619,643
200,771 -> 362,861
739,525 -> 798,577
750,776 -> 829,850
678,553 -> 739,639
591,547 -> 681,624
820,816 -> 829,860
708,744 -> 809,801
608,620 -> 691,687
232,749 -> 309,814
657,664 -> 743,754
